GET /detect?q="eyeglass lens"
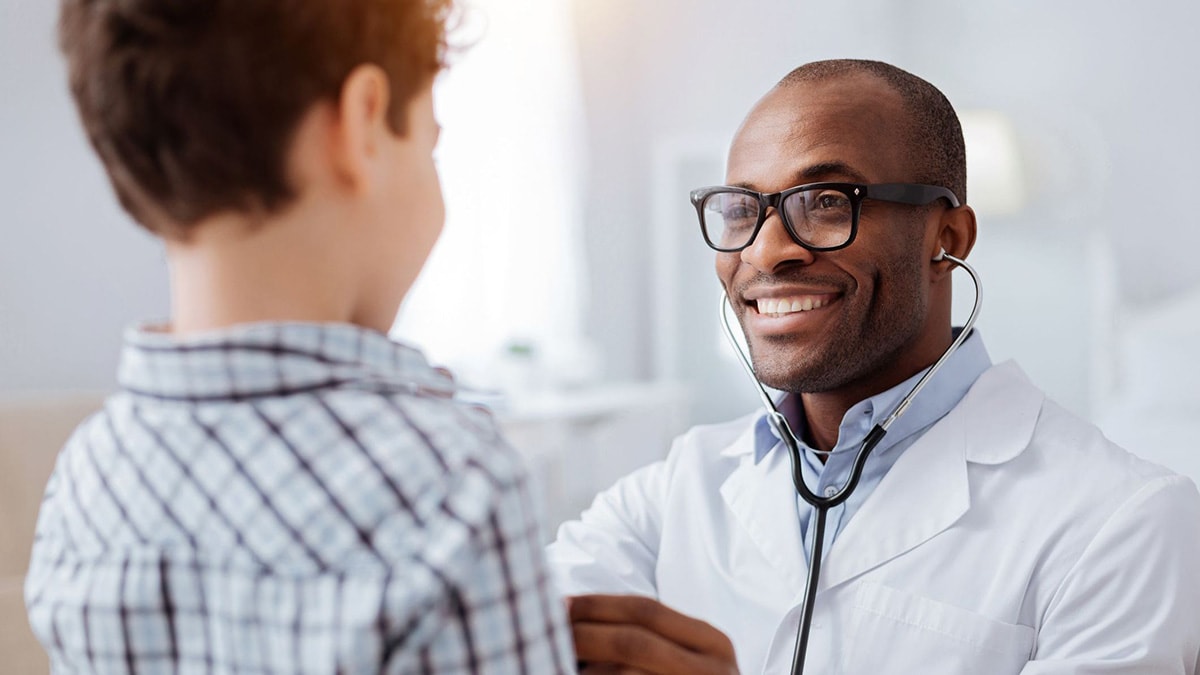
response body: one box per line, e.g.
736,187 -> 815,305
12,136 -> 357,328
701,187 -> 854,250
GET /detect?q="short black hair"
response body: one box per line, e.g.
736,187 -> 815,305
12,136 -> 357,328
778,59 -> 966,205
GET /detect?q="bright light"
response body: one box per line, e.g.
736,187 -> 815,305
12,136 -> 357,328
961,110 -> 1026,218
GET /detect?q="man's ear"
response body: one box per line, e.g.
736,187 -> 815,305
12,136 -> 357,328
931,204 -> 977,272
330,64 -> 393,194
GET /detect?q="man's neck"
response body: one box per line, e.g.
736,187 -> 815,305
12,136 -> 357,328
790,332 -> 957,456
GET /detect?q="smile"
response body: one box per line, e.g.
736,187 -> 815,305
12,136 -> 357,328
754,295 -> 833,317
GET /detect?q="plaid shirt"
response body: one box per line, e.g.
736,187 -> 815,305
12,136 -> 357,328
25,322 -> 576,674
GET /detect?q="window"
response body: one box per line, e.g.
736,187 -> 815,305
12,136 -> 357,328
392,0 -> 593,390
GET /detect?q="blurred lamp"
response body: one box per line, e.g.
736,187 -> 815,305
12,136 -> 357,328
961,110 -> 1026,217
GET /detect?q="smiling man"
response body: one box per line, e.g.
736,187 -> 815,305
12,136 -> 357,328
547,60 -> 1200,674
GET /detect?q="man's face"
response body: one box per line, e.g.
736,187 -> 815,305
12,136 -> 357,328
717,77 -> 939,394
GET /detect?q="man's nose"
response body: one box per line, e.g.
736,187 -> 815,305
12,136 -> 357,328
739,209 -> 816,273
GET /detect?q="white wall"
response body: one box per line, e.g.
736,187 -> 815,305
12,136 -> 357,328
0,2 -> 169,394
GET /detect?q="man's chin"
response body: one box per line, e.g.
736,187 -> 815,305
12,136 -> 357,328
752,353 -> 839,394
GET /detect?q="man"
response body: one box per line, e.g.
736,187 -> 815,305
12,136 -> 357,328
25,1 -> 574,672
548,60 -> 1200,674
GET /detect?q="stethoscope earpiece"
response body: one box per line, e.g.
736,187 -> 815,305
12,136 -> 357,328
932,247 -> 947,262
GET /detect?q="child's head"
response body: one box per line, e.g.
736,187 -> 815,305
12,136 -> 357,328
59,0 -> 454,332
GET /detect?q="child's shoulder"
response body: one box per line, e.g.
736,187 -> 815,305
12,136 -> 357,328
49,388 -> 531,568
304,388 -> 538,569
314,387 -> 525,487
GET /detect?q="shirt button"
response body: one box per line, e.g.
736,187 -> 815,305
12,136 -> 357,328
824,486 -> 838,497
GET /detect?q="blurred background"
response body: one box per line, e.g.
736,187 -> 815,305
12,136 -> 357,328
2,5 -> 1200,662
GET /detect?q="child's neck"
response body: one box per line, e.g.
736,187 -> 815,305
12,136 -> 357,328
164,208 -> 368,336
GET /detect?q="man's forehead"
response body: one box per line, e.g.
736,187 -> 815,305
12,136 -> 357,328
739,77 -> 902,141
727,78 -> 908,183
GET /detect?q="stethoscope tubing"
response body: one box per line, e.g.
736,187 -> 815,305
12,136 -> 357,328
719,252 -> 982,674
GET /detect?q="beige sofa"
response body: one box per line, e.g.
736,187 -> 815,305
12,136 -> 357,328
0,394 -> 106,674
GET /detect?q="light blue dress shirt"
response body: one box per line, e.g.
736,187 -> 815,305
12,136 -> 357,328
752,330 -> 992,563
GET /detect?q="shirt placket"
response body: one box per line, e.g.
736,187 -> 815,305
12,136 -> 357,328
813,452 -> 850,563
795,443 -> 847,565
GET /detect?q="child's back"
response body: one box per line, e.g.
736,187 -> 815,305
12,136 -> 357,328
26,1 -> 574,672
28,323 -> 572,672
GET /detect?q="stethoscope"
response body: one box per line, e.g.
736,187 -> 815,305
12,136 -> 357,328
718,249 -> 983,675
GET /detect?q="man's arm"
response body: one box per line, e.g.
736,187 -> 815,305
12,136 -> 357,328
546,458 -> 672,597
1020,475 -> 1200,674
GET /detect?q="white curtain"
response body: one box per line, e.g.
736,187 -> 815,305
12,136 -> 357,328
391,0 -> 591,389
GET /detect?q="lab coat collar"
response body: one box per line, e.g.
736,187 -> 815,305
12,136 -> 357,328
820,360 -> 1043,591
719,436 -> 812,590
719,413 -> 763,458
960,361 -> 1043,465
717,360 -> 1044,595
721,329 -> 991,464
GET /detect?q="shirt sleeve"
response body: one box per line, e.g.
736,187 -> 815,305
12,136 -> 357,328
545,454 -> 673,598
379,466 -> 577,674
1019,475 -> 1200,674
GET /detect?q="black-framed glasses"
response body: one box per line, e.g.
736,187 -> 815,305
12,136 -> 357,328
689,182 -> 960,253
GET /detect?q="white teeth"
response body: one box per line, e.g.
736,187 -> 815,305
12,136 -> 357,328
755,296 -> 830,315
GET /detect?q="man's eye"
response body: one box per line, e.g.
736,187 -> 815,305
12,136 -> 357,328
813,193 -> 849,210
723,205 -> 756,220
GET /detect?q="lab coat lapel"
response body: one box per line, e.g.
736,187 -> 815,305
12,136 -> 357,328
817,403 -> 970,592
720,441 -> 810,591
818,361 -> 1042,592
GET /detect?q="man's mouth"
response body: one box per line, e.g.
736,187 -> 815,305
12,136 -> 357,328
753,295 -> 835,317
739,290 -> 842,336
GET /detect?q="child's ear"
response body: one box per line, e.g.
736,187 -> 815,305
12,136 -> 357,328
330,64 -> 393,194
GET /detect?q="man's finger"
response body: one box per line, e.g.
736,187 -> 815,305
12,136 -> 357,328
572,621 -> 733,675
579,664 -> 650,675
568,594 -> 736,660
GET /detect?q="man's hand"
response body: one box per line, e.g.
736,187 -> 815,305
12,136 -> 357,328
567,594 -> 739,675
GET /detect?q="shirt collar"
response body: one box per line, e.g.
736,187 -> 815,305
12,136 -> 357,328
749,329 -> 992,463
118,321 -> 453,402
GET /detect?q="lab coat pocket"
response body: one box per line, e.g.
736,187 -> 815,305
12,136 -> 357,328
844,582 -> 1034,675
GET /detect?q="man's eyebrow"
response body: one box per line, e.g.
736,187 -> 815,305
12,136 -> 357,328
796,161 -> 869,183
728,162 -> 870,191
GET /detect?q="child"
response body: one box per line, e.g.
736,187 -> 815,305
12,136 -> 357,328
25,1 -> 574,672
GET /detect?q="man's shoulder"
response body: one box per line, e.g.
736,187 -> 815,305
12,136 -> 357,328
969,361 -> 1197,520
1029,394 -> 1188,497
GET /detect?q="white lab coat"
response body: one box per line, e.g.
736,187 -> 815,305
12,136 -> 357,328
548,362 -> 1200,674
